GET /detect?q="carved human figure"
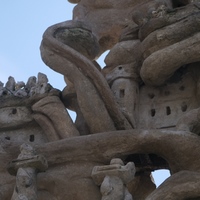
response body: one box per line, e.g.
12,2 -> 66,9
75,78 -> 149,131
7,144 -> 48,200
12,168 -> 37,200
10,144 -> 38,200
92,158 -> 135,200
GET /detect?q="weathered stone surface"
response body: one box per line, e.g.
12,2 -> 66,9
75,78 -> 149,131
2,0 -> 200,199
0,107 -> 33,129
71,0 -> 173,53
0,73 -> 53,98
140,3 -> 200,86
8,144 -> 47,200
103,40 -> 142,128
1,129 -> 200,199
146,171 -> 200,200
32,95 -> 80,139
54,23 -> 100,60
92,158 -> 135,200
140,32 -> 200,86
141,9 -> 200,59
41,21 -> 132,131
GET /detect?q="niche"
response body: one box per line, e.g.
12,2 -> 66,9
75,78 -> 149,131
12,108 -> 17,114
29,135 -> 35,142
120,89 -> 125,98
148,93 -> 155,99
5,136 -> 10,140
166,106 -> 171,115
151,109 -> 156,117
2,90 -> 8,95
181,102 -> 187,112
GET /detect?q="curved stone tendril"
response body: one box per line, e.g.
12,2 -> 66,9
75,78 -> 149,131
140,4 -> 200,86
40,21 -> 132,131
146,171 -> 200,200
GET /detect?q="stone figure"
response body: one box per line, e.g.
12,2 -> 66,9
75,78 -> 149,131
7,144 -> 48,200
1,0 -> 200,199
92,158 -> 135,200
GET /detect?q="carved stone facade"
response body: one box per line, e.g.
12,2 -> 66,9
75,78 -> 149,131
1,0 -> 200,199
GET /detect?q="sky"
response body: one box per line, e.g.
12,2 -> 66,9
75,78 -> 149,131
0,0 -> 74,89
0,1 -> 170,187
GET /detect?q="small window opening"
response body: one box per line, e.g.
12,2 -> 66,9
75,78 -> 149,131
5,136 -> 10,140
181,102 -> 187,112
29,135 -> 35,142
2,91 -> 7,95
151,109 -> 156,117
12,108 -> 17,114
179,86 -> 185,91
166,106 -> 171,115
148,93 -> 155,99
120,89 -> 125,98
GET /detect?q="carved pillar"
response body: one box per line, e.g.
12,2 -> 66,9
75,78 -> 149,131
7,143 -> 48,200
92,158 -> 135,200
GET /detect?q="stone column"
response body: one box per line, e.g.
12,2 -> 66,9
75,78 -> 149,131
7,143 -> 48,200
92,158 -> 135,200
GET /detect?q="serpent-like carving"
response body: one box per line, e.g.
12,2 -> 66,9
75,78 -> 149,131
140,3 -> 200,86
2,0 -> 200,199
38,1 -> 200,199
40,21 -> 132,132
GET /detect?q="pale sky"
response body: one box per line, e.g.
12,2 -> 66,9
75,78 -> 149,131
0,1 -> 169,186
0,0 -> 75,89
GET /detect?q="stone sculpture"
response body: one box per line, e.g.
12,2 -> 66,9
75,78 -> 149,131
7,144 -> 48,200
92,158 -> 135,200
1,0 -> 200,199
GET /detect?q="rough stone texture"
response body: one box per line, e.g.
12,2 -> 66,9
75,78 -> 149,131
92,158 -> 135,200
8,144 -> 47,200
1,0 -> 200,199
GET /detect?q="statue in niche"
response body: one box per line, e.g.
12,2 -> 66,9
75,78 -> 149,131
7,144 -> 48,200
1,0 -> 200,199
92,158 -> 135,200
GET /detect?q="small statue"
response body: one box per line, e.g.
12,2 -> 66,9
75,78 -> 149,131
92,158 -> 135,200
7,143 -> 48,200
